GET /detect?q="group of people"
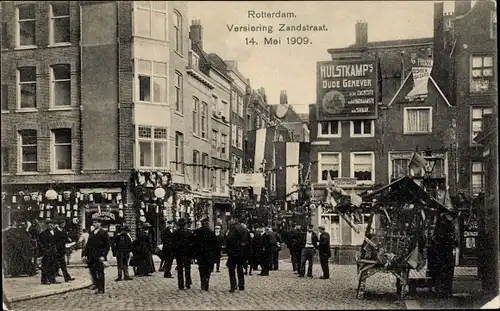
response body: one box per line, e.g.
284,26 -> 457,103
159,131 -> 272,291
3,220 -> 39,277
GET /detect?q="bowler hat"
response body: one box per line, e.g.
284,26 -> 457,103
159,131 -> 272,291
318,225 -> 325,230
177,218 -> 186,226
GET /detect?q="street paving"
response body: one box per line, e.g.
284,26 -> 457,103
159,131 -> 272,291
10,261 -> 406,310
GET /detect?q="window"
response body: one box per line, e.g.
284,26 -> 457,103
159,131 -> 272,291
175,72 -> 183,112
471,56 -> 494,93
175,132 -> 184,173
212,130 -> 218,157
222,100 -> 228,119
202,153 -> 209,189
1,84 -> 7,111
221,134 -> 227,158
391,158 -> 409,179
192,150 -> 199,186
137,126 -> 168,168
52,128 -> 72,171
238,95 -> 244,117
2,147 -> 9,173
318,153 -> 340,182
491,11 -> 497,39
192,97 -> 199,135
351,120 -> 374,137
471,107 -> 493,143
247,113 -> 252,131
201,102 -> 208,139
212,95 -> 218,116
19,129 -> 37,172
18,67 -> 36,109
135,1 -> 167,40
320,215 -> 341,245
136,60 -> 167,104
231,90 -> 237,113
220,170 -> 226,193
424,155 -> 445,179
189,51 -> 199,68
50,3 -> 70,44
173,10 -> 182,53
318,121 -> 340,137
231,124 -> 237,147
351,152 -> 374,184
17,4 -> 36,47
471,161 -> 484,196
51,64 -> 71,106
237,126 -> 243,149
404,107 -> 432,134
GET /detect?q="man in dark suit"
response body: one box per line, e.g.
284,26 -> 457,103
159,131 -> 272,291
214,225 -> 225,273
82,217 -> 110,294
318,225 -> 331,279
171,218 -> 192,290
286,224 -> 300,273
160,220 -> 175,278
299,224 -> 318,278
38,219 -> 59,285
271,227 -> 281,270
225,216 -> 249,292
260,225 -> 277,276
55,220 -> 75,282
249,226 -> 263,275
112,224 -> 133,281
192,218 -> 219,291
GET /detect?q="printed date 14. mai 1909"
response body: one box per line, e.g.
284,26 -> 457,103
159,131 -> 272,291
245,37 -> 312,46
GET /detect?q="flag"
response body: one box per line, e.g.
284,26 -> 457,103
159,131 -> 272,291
274,142 -> 310,202
406,246 -> 425,270
408,152 -> 428,174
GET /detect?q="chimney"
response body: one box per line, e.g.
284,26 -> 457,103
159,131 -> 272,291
455,0 -> 472,16
434,2 -> 444,52
280,90 -> 288,106
189,20 -> 203,50
355,21 -> 368,46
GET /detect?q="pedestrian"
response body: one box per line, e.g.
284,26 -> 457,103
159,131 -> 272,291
171,218 -> 193,290
214,225 -> 225,273
271,227 -> 281,270
78,229 -> 90,258
286,224 -> 300,273
192,218 -> 219,291
38,219 -> 59,285
112,224 -> 133,281
82,217 -> 110,294
55,220 -> 75,282
27,219 -> 40,276
299,224 -> 318,278
136,223 -> 154,277
249,226 -> 263,275
260,225 -> 277,276
294,225 -> 305,274
160,220 -> 175,278
240,222 -> 252,275
318,225 -> 331,279
431,213 -> 457,297
225,216 -> 249,292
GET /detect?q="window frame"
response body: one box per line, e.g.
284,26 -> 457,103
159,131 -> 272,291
471,160 -> 484,196
318,120 -> 341,138
18,129 -> 38,173
403,106 -> 433,134
212,168 -> 218,192
470,55 -> 495,94
237,94 -> 244,117
133,1 -> 168,41
174,71 -> 183,113
470,106 -> 493,145
49,2 -> 70,45
192,150 -> 200,187
201,153 -> 209,189
173,10 -> 182,54
201,102 -> 208,139
136,125 -> 169,169
174,131 -> 184,174
17,66 -> 37,110
220,169 -> 226,193
135,59 -> 168,105
317,152 -> 342,184
237,126 -> 243,150
220,133 -> 227,159
16,4 -> 36,48
192,96 -> 199,136
231,124 -> 237,147
50,64 -> 71,107
231,90 -> 237,113
350,120 -> 374,138
350,151 -> 375,185
51,128 -> 72,172
212,129 -> 219,158
387,151 -> 413,180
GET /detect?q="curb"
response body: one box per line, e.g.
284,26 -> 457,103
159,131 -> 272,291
404,300 -> 422,310
8,281 -> 92,303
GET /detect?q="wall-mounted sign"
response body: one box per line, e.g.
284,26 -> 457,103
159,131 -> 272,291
316,59 -> 377,120
406,48 -> 434,101
333,177 -> 358,188
91,211 -> 116,221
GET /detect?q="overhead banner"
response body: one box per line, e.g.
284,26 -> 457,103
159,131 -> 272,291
232,173 -> 265,188
316,59 -> 377,120
406,49 -> 434,101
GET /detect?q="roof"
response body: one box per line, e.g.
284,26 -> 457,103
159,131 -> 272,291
349,37 -> 433,49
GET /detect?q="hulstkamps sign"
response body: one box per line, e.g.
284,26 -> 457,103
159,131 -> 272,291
316,59 -> 378,120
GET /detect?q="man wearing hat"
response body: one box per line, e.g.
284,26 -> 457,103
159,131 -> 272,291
112,224 -> 133,281
160,220 -> 175,278
225,216 -> 249,292
299,224 -> 318,278
136,222 -> 154,276
192,218 -> 219,291
82,217 -> 110,294
171,218 -> 193,290
214,225 -> 225,272
38,219 -> 59,284
55,219 -> 75,282
317,225 -> 331,279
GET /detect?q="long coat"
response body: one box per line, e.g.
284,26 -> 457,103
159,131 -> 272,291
225,223 -> 250,259
83,229 -> 110,260
192,227 -> 219,265
318,232 -> 331,258
171,228 -> 193,260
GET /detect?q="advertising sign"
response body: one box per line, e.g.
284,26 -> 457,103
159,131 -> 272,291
232,173 -> 265,188
406,48 -> 434,101
316,59 -> 377,120
333,177 -> 358,188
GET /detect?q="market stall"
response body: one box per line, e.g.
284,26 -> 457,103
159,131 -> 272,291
326,176 -> 457,299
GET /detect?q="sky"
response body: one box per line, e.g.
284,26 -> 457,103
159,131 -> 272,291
187,1 -> 459,114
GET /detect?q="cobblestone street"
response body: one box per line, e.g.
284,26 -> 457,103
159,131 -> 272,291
10,262 -> 405,310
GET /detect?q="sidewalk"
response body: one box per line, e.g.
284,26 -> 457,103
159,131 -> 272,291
3,267 -> 92,303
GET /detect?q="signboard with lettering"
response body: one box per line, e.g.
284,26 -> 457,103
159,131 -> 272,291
333,177 -> 358,188
233,173 -> 265,188
316,59 -> 378,120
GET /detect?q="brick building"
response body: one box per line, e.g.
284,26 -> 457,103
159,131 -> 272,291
309,16 -> 456,259
0,1 -> 192,240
